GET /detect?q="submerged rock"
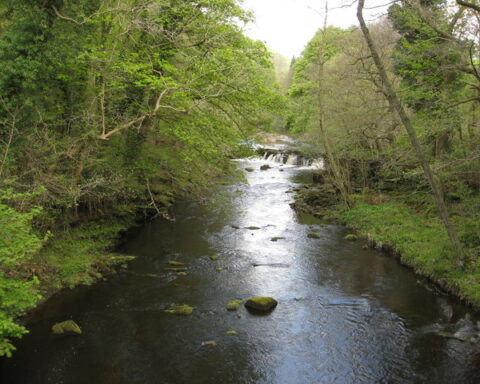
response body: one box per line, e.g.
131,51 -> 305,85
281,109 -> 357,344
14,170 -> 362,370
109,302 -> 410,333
210,255 -> 220,261
231,225 -> 240,229
215,267 -> 224,272
270,237 -> 285,242
345,234 -> 358,241
245,297 -> 278,312
226,300 -> 242,311
307,233 -> 321,239
51,320 -> 82,336
246,226 -> 261,230
165,267 -> 188,272
168,260 -> 185,266
201,340 -> 217,347
165,305 -> 194,316
226,330 -> 238,335
245,168 -> 254,172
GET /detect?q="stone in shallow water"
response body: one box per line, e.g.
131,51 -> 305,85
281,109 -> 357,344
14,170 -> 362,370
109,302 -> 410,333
307,233 -> 321,239
168,260 -> 185,266
226,330 -> 238,335
345,234 -> 358,241
245,168 -> 254,172
246,226 -> 261,230
51,320 -> 82,336
245,297 -> 278,312
201,340 -> 217,347
226,300 -> 242,311
165,305 -> 194,316
210,255 -> 220,261
260,164 -> 271,171
270,237 -> 285,242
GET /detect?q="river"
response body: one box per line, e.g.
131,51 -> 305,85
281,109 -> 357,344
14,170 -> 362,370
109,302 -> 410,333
1,154 -> 480,383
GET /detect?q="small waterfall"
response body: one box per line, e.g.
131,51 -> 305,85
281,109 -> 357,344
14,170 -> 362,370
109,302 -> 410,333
311,159 -> 325,169
257,148 -> 325,170
285,154 -> 298,165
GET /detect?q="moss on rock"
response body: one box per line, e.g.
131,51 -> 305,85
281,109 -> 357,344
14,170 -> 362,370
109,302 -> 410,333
226,299 -> 242,311
51,320 -> 82,335
165,305 -> 194,316
345,234 -> 358,241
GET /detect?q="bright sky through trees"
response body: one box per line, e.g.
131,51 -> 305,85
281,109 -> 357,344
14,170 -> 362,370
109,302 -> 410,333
241,0 -> 389,57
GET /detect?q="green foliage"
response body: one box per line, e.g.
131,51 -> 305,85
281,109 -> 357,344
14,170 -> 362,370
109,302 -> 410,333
0,192 -> 43,357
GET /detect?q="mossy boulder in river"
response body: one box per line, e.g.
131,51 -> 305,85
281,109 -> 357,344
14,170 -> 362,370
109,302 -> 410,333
345,234 -> 358,241
210,255 -> 220,261
226,299 -> 242,311
245,167 -> 254,172
245,297 -> 278,312
51,320 -> 82,336
307,233 -> 321,239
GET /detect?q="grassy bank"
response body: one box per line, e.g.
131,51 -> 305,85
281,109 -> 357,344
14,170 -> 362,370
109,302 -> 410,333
293,187 -> 480,310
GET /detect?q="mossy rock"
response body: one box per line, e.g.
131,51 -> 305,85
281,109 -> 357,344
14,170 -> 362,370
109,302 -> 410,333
165,267 -> 188,272
245,297 -> 278,312
215,267 -> 224,272
168,260 -> 185,266
231,225 -> 240,229
245,168 -> 254,172
165,305 -> 194,316
176,272 -> 188,276
260,164 -> 271,171
210,255 -> 220,261
226,330 -> 238,335
51,320 -> 82,336
246,226 -> 261,230
307,233 -> 321,239
270,237 -> 285,242
345,234 -> 358,241
226,299 -> 242,311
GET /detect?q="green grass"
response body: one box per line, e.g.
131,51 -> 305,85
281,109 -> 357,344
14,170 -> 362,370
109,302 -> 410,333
331,196 -> 480,308
40,218 -> 135,289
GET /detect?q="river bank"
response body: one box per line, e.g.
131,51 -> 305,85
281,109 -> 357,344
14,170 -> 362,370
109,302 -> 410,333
292,184 -> 480,311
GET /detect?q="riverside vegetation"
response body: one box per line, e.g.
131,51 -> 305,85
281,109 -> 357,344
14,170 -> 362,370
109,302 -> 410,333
283,1 -> 480,309
0,0 -> 282,357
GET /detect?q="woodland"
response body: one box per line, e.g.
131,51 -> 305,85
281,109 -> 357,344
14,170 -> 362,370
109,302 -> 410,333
0,0 -> 479,359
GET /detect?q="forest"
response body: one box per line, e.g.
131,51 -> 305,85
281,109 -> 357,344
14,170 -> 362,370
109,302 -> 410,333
0,0 -> 479,364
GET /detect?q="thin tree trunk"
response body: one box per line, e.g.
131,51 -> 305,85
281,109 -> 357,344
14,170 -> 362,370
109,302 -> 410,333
357,0 -> 465,262
318,1 -> 351,207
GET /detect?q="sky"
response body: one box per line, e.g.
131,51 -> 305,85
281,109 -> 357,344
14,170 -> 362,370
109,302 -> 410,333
240,0 -> 390,58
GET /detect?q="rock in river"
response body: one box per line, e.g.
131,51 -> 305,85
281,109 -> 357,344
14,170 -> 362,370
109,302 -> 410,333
245,297 -> 278,312
51,320 -> 82,336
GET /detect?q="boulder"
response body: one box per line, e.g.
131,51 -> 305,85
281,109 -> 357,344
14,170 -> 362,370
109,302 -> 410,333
344,234 -> 358,241
307,233 -> 320,239
245,168 -> 254,172
51,320 -> 82,336
260,164 -> 271,171
245,297 -> 278,312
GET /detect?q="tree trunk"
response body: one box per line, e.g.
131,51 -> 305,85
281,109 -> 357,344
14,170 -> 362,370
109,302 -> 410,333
357,0 -> 465,263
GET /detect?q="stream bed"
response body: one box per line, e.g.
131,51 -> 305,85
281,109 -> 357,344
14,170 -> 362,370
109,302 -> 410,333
1,157 -> 480,383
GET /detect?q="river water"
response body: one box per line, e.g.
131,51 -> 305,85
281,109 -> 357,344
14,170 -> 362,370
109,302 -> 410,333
1,156 -> 480,383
